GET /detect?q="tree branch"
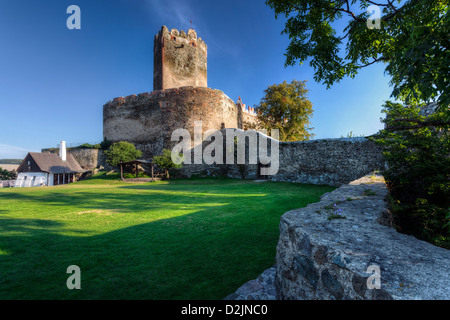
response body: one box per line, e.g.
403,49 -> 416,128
387,0 -> 399,13
337,1 -> 366,22
382,0 -> 419,21
339,24 -> 354,41
357,57 -> 389,68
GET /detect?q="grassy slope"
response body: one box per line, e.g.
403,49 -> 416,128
0,173 -> 334,299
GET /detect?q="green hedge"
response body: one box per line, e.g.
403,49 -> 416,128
372,101 -> 450,249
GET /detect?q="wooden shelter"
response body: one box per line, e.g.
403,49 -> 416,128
119,160 -> 155,181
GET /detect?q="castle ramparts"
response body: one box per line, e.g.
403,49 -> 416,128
103,86 -> 241,158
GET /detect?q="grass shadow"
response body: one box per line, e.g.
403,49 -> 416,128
0,177 -> 335,299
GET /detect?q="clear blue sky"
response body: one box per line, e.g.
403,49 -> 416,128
0,0 -> 394,159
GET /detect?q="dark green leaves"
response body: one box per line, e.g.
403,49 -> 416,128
266,0 -> 449,113
104,141 -> 143,168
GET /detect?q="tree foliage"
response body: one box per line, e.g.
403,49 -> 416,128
266,0 -> 450,115
372,101 -> 450,248
105,141 -> 142,168
256,80 -> 314,141
153,149 -> 183,179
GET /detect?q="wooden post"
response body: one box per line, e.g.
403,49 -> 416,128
135,163 -> 138,178
151,163 -> 154,181
120,163 -> 124,181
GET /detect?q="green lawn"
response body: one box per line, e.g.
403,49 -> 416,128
0,173 -> 334,300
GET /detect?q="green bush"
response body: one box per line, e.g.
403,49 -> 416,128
77,143 -> 101,149
372,101 -> 450,249
105,141 -> 142,168
100,139 -> 112,151
0,167 -> 17,180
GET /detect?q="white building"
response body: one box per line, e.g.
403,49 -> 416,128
15,141 -> 84,187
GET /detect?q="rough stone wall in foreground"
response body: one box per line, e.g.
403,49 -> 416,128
227,173 -> 450,300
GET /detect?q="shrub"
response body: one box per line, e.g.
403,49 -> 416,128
77,143 -> 101,149
372,101 -> 450,249
0,167 -> 17,180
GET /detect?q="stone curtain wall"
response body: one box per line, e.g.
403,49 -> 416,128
273,137 -> 385,186
181,130 -> 385,187
228,173 -> 450,300
103,87 -> 239,159
42,148 -> 107,171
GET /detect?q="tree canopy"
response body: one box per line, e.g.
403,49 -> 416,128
371,101 -> 450,248
266,0 -> 449,114
153,149 -> 183,179
256,80 -> 314,142
104,141 -> 142,168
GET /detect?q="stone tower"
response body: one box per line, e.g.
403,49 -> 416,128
153,26 -> 208,91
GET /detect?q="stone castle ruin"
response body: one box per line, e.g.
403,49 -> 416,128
102,25 -> 384,186
45,26 -> 450,300
103,26 -> 258,159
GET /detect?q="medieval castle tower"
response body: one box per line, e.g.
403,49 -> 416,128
103,26 -> 258,158
153,26 -> 207,91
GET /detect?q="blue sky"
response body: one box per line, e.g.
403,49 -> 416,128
0,0 -> 394,159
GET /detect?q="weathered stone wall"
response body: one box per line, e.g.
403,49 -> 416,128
181,129 -> 385,187
103,87 -> 240,159
275,174 -> 450,300
153,26 -> 207,91
242,112 -> 259,130
227,173 -> 450,300
68,148 -> 100,170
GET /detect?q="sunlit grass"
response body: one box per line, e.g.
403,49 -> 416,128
0,173 -> 334,299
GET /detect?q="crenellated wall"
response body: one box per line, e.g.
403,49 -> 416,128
103,87 -> 241,159
154,26 -> 207,91
236,97 -> 259,130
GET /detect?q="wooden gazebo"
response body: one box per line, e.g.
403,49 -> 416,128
119,160 -> 154,182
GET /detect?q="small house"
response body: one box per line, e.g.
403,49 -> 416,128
15,141 -> 84,187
